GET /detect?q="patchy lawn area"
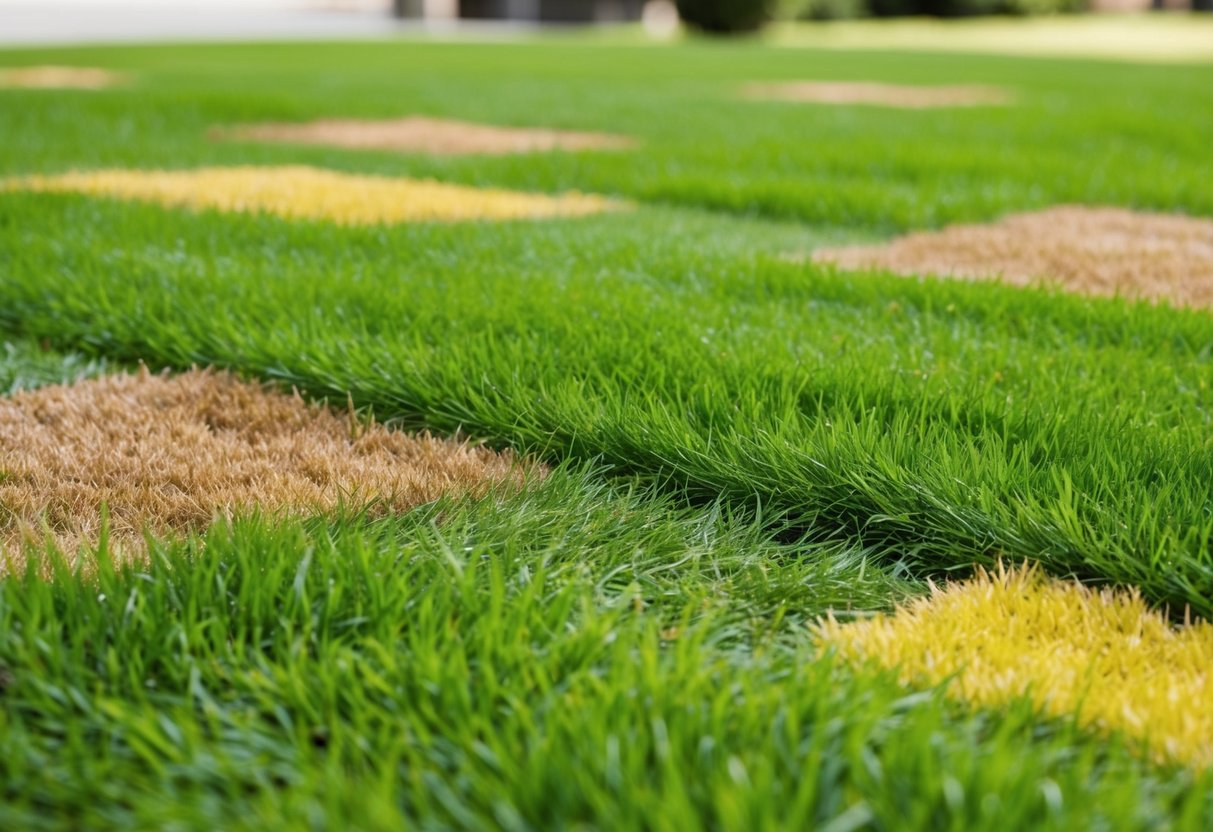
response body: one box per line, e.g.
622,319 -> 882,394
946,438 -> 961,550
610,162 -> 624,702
2,29 -> 1212,830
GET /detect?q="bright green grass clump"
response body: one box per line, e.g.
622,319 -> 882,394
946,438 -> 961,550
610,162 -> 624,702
3,471 -> 1211,830
0,339 -> 111,395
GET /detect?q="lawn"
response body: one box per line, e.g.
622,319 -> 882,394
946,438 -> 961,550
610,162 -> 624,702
2,28 -> 1212,830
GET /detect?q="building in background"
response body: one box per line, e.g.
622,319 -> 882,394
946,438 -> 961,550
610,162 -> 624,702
393,0 -> 645,20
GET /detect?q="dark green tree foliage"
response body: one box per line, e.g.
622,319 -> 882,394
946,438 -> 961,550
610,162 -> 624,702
676,0 -> 775,32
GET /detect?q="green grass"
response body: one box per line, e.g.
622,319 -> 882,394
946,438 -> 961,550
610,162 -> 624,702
3,195 -> 1211,616
2,32 -> 1213,829
4,471 -> 1211,831
2,41 -> 1212,231
0,339 -> 111,395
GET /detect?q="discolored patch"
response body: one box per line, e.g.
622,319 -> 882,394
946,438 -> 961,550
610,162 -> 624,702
741,81 -> 1011,109
216,116 -> 637,156
0,369 -> 542,567
813,206 -> 1213,309
1,165 -> 624,225
767,17 -> 1213,65
0,66 -> 127,90
818,564 -> 1213,769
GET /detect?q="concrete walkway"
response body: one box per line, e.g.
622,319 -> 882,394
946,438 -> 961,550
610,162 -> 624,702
0,3 -> 533,48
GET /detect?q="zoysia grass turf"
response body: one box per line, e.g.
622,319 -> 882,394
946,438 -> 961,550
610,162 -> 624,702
0,368 -> 535,563
819,563 -> 1213,769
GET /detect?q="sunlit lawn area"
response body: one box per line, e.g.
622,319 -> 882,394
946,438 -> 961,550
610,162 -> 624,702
2,21 -> 1212,829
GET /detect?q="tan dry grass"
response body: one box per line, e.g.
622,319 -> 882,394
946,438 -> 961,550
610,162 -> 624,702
0,66 -> 127,90
1,165 -> 624,225
767,17 -> 1213,66
216,116 -> 636,156
0,369 -> 540,567
813,206 -> 1213,309
741,81 -> 1011,109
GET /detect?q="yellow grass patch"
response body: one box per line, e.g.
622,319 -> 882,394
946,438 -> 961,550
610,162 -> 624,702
0,369 -> 541,567
741,81 -> 1011,109
818,564 -> 1213,769
1,166 -> 623,225
767,17 -> 1213,66
216,116 -> 637,156
813,206 -> 1213,309
0,66 -> 127,90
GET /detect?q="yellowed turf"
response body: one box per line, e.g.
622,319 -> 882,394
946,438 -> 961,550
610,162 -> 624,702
818,564 -> 1213,769
813,206 -> 1213,310
767,16 -> 1213,65
741,81 -> 1011,109
216,116 -> 637,156
0,369 -> 542,567
1,166 -> 624,225
0,65 -> 127,89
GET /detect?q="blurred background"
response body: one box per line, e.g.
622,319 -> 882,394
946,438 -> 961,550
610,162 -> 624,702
0,0 -> 1203,50
0,0 -> 1208,47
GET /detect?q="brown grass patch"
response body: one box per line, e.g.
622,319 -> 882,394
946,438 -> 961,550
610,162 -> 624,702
0,66 -> 127,90
1,165 -> 624,225
0,369 -> 541,567
813,206 -> 1213,309
741,81 -> 1012,109
216,116 -> 637,156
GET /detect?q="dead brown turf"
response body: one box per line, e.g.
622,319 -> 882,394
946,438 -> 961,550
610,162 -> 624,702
215,116 -> 637,156
741,81 -> 1012,108
812,205 -> 1213,309
0,66 -> 127,89
0,369 -> 541,568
